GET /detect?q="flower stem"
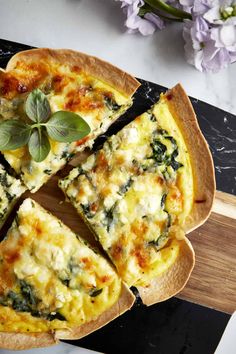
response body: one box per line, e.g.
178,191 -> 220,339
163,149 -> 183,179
157,13 -> 184,22
145,0 -> 192,20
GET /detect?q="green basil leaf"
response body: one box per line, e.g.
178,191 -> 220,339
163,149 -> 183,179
25,89 -> 51,123
0,120 -> 31,150
46,111 -> 90,143
28,128 -> 51,162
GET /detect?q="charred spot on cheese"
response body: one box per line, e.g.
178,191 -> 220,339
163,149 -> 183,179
0,198 -> 122,332
60,93 -> 194,287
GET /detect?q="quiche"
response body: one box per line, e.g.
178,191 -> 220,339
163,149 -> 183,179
0,198 -> 134,350
59,84 -> 215,304
0,49 -> 140,192
0,163 -> 26,229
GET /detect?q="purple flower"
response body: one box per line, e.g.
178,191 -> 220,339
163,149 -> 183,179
117,0 -> 236,73
182,0 -> 236,72
203,1 -> 236,25
183,16 -> 236,72
180,0 -> 212,16
117,0 -> 165,35
211,26 -> 236,50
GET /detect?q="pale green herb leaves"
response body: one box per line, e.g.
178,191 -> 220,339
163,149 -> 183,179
25,88 -> 51,123
46,111 -> 91,143
0,89 -> 91,162
28,129 -> 51,163
0,120 -> 31,150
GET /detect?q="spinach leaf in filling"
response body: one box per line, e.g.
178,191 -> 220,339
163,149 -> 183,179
0,280 -> 67,322
150,132 -> 183,172
104,94 -> 121,112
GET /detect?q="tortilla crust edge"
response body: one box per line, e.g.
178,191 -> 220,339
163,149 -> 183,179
6,48 -> 140,97
137,237 -> 195,306
165,84 -> 216,233
55,282 -> 135,340
0,331 -> 58,350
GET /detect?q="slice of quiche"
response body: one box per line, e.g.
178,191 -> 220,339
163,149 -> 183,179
59,84 -> 215,304
0,198 -> 134,350
0,163 -> 26,229
0,49 -> 140,192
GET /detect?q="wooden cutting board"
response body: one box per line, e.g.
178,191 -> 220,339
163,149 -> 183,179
179,191 -> 236,314
13,171 -> 236,315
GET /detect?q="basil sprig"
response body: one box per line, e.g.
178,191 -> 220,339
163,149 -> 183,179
0,89 -> 91,162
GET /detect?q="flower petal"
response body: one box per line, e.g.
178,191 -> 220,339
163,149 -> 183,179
220,25 -> 236,46
144,12 -> 165,30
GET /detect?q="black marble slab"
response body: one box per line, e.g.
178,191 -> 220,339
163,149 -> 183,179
0,38 -> 234,354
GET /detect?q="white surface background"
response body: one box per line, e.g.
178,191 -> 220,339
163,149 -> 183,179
0,1 -> 235,353
0,0 -> 235,115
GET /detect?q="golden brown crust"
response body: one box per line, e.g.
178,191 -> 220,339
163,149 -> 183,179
165,84 -> 216,232
6,48 -> 140,97
137,237 -> 195,306
0,332 -> 58,350
55,282 -> 135,340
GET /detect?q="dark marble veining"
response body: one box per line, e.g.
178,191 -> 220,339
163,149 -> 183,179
0,38 -> 33,68
0,39 -> 234,354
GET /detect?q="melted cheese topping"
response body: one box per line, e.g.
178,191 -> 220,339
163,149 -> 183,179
0,164 -> 26,229
60,94 -> 194,287
0,61 -> 133,192
0,198 -> 121,332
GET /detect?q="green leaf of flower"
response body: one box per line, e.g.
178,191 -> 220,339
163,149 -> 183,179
28,128 -> 51,162
0,120 -> 31,150
25,89 -> 51,123
45,111 -> 90,143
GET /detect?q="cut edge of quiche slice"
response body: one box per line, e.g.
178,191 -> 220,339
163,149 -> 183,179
0,198 -> 134,350
59,84 -> 214,304
0,163 -> 26,230
1,48 -> 140,192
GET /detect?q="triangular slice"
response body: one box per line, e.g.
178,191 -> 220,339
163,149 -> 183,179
0,163 -> 26,229
59,84 -> 214,300
0,198 -> 134,350
0,48 -> 140,192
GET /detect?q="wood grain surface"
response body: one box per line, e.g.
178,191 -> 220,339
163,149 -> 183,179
179,194 -> 236,314
11,179 -> 236,315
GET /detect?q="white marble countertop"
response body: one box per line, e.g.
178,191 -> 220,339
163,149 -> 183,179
0,1 -> 235,353
0,0 -> 235,116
